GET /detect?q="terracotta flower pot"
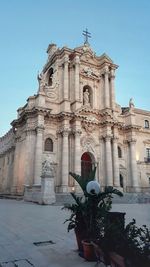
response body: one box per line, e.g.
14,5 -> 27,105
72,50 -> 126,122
74,228 -> 86,252
82,240 -> 96,261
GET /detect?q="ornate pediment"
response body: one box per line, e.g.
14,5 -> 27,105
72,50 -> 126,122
75,45 -> 98,65
98,53 -> 114,64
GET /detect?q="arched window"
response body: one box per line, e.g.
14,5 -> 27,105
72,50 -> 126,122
118,146 -> 122,158
44,138 -> 53,152
145,120 -> 149,129
48,68 -> 53,86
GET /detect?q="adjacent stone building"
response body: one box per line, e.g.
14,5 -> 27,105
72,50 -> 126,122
0,41 -> 150,196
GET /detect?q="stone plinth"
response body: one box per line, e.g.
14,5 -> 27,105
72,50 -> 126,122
24,160 -> 56,205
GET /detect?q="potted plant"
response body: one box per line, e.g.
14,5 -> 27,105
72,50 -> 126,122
63,167 -> 123,261
99,217 -> 150,267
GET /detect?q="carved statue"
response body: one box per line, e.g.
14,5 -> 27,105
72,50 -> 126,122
37,72 -> 45,91
129,98 -> 135,109
83,89 -> 90,106
42,160 -> 55,178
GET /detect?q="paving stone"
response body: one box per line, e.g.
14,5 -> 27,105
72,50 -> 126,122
14,259 -> 34,267
0,262 -> 15,267
0,199 -> 149,267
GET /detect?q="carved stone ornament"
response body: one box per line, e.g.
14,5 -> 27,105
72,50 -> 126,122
42,160 -> 55,178
80,67 -> 100,80
82,122 -> 96,133
81,136 -> 95,154
44,67 -> 59,100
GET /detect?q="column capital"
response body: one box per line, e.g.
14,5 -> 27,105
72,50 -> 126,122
36,125 -> 45,134
74,55 -> 80,65
62,128 -> 70,137
73,129 -> 82,137
110,69 -> 115,79
128,138 -> 137,144
63,54 -> 69,64
104,135 -> 112,142
112,136 -> 119,143
103,65 -> 109,75
25,128 -> 36,136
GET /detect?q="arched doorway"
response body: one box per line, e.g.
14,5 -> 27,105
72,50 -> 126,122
120,174 -> 124,188
81,152 -> 94,180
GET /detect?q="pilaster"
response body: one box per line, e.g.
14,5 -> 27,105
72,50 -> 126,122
61,128 -> 70,192
112,137 -> 120,187
63,55 -> 69,100
105,135 -> 113,186
34,125 -> 44,185
74,55 -> 80,101
104,66 -> 110,108
24,129 -> 36,187
129,139 -> 139,190
74,129 -> 82,175
110,69 -> 116,110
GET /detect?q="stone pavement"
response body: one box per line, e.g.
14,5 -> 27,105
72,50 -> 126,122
0,199 -> 149,267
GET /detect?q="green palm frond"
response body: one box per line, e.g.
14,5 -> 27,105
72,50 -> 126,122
101,186 -> 123,197
69,167 -> 96,194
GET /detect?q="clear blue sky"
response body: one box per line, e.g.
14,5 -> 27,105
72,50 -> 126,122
0,0 -> 150,136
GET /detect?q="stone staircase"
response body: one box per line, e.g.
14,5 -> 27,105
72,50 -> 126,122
55,192 -> 150,205
0,193 -> 23,200
0,192 -> 150,205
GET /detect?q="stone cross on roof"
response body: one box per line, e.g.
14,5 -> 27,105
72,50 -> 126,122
82,28 -> 91,45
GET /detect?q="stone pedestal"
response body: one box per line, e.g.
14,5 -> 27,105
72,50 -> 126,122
24,160 -> 56,205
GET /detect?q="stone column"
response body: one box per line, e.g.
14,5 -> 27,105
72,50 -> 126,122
61,129 -> 69,192
105,136 -> 113,186
110,69 -> 115,110
34,125 -> 44,185
129,139 -> 139,189
112,137 -> 120,187
63,55 -> 69,100
25,129 -> 36,186
74,130 -> 82,175
104,66 -> 110,108
74,56 -> 80,101
11,137 -> 20,193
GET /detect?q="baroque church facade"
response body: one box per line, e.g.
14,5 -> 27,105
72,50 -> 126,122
0,41 -> 150,195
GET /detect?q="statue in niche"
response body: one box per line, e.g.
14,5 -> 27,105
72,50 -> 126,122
129,98 -> 135,109
83,89 -> 90,106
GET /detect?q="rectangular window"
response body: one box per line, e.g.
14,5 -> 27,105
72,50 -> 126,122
146,148 -> 150,159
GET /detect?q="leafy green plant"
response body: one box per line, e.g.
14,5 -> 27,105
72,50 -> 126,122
100,218 -> 150,267
63,168 -> 123,241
